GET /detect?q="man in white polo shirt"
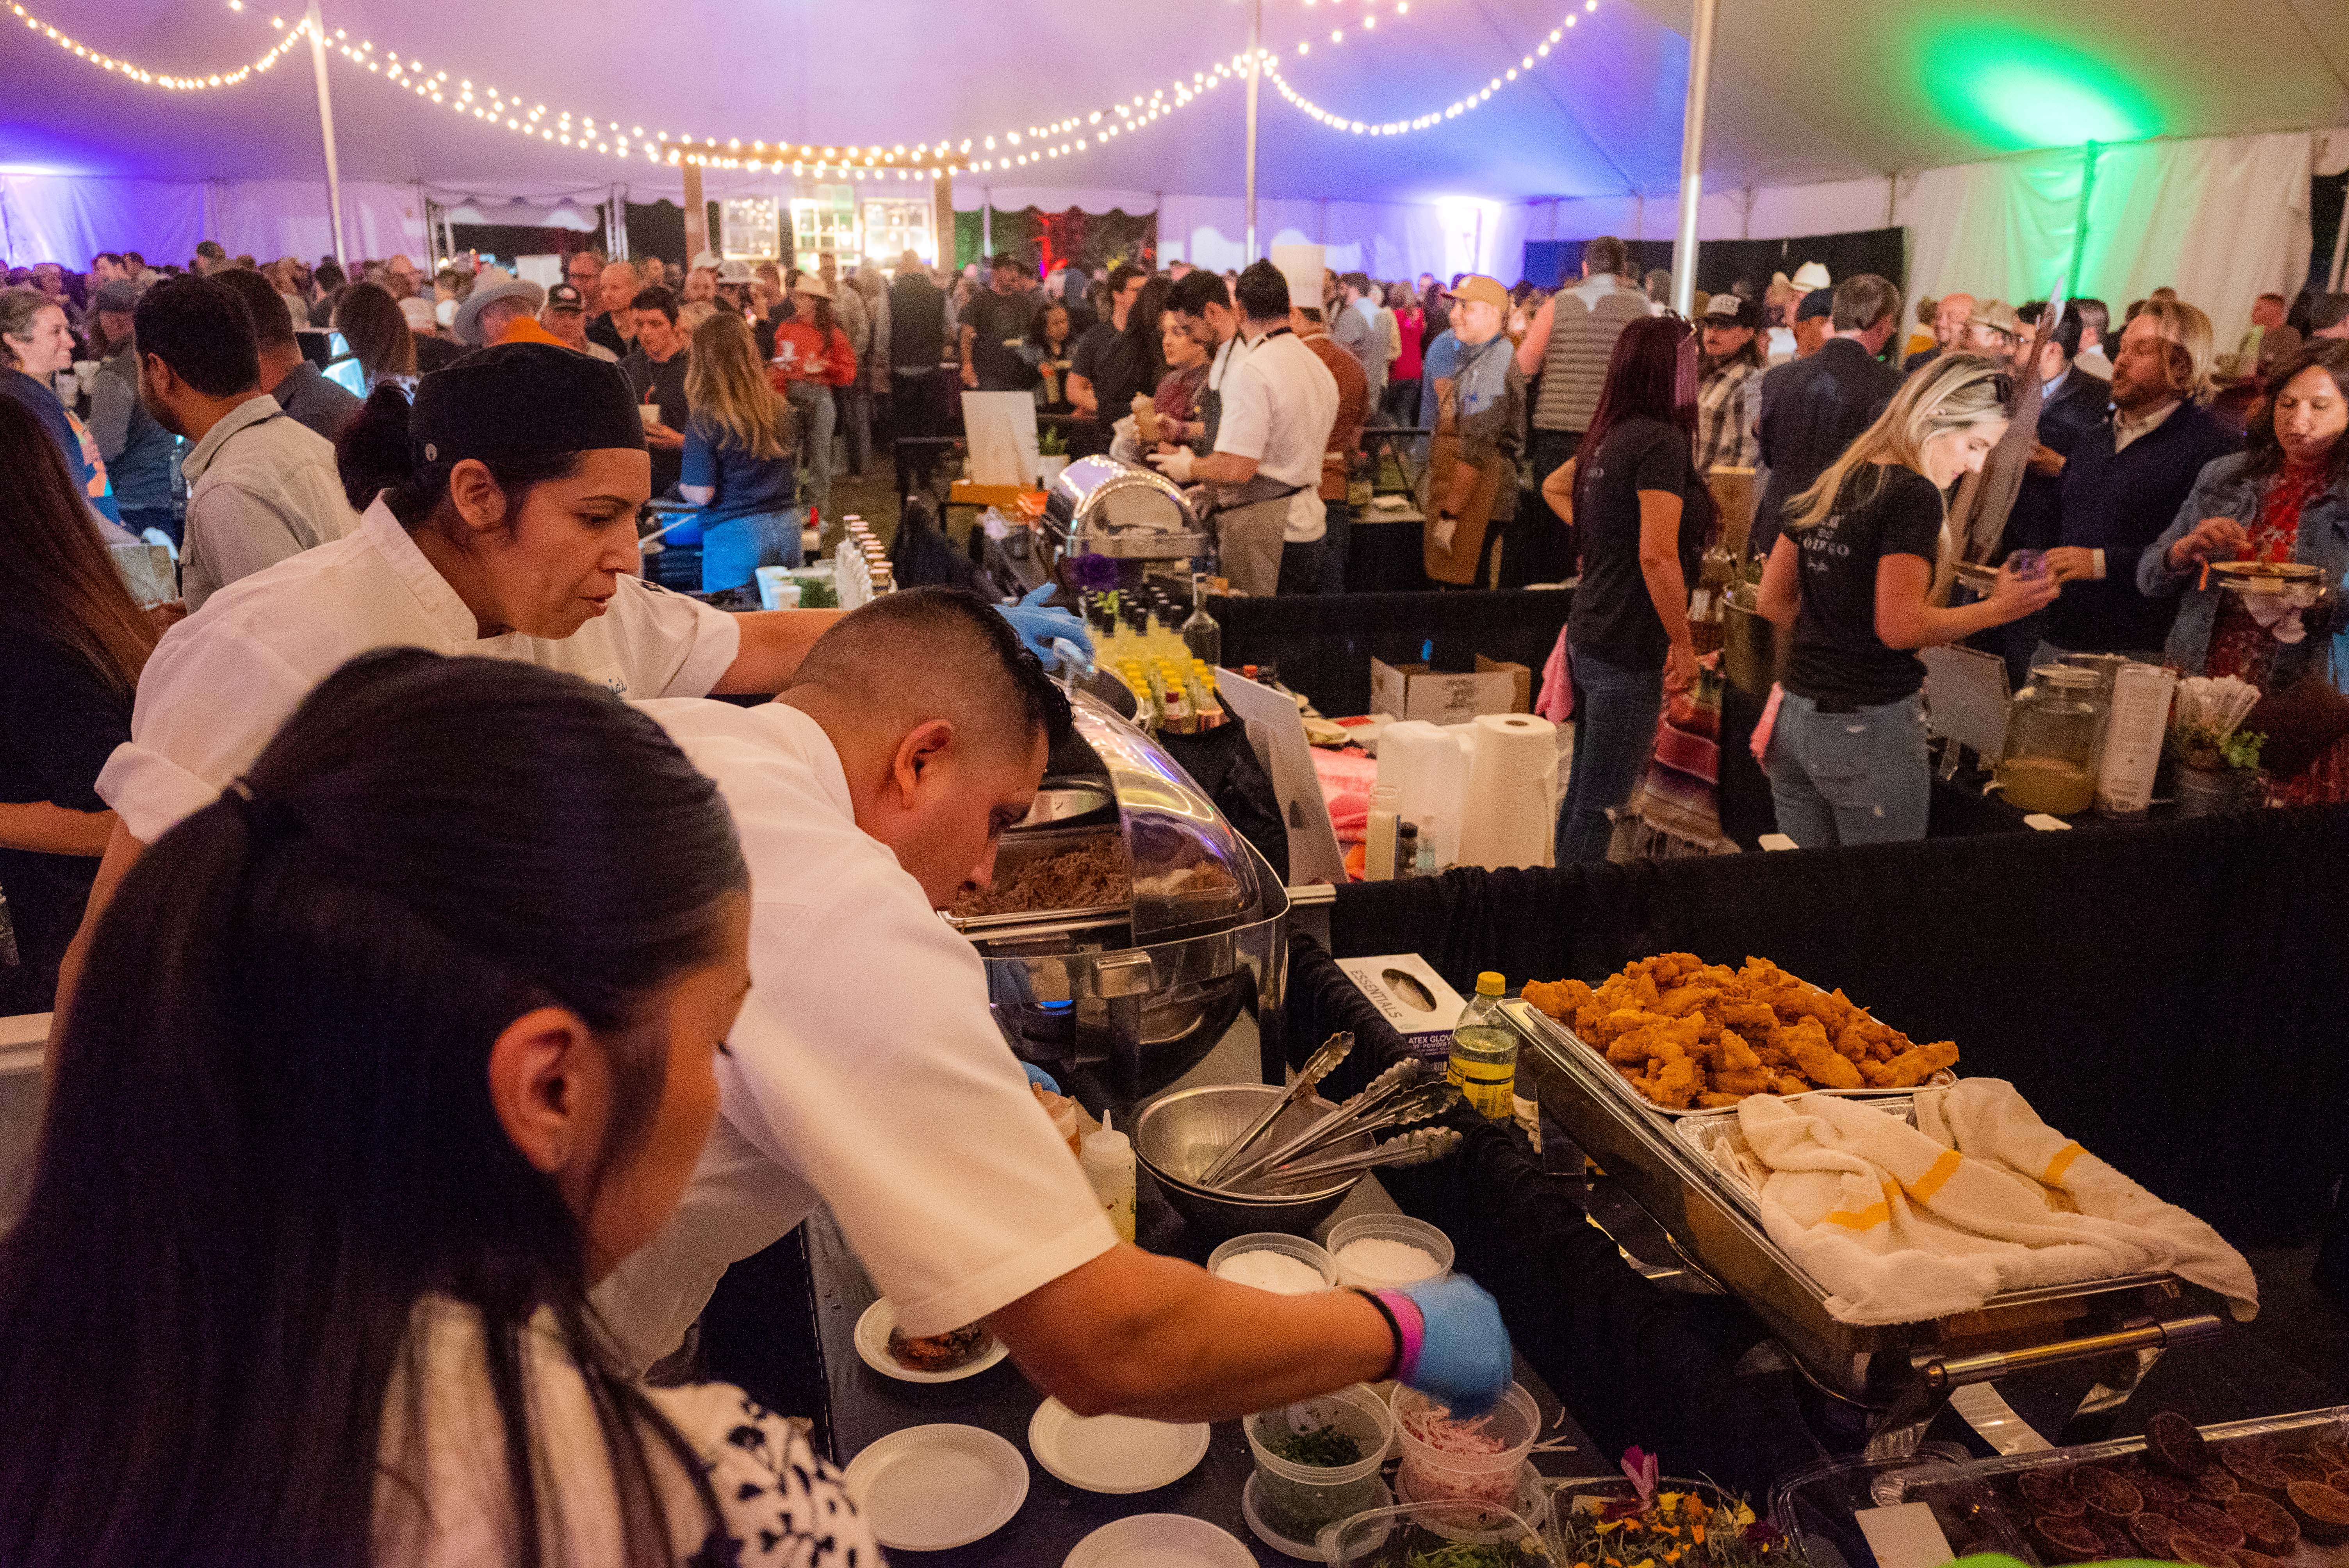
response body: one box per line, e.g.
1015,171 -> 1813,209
607,587 -> 1511,1421
1151,259 -> 1339,596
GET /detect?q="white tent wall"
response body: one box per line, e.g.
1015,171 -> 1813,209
0,173 -> 430,269
1504,128 -> 2341,348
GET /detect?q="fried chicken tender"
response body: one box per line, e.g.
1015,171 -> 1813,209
1860,1039 -> 1960,1089
1535,953 -> 1957,1107
1523,978 -> 1593,1022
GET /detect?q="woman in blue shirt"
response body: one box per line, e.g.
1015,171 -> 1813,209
680,311 -> 798,595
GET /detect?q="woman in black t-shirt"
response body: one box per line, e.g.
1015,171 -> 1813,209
1551,316 -> 1713,864
0,396 -> 157,1012
1755,355 -> 2057,846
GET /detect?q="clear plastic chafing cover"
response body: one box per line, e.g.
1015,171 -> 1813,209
1066,688 -> 1261,939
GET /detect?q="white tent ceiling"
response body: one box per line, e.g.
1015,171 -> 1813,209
3,0 -> 2344,205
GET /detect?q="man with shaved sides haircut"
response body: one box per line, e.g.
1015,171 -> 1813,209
604,586 -> 1512,1423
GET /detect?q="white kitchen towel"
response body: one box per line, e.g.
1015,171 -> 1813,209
1735,1079 -> 2258,1326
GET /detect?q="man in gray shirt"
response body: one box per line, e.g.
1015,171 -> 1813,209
131,277 -> 357,609
212,264 -> 362,440
1510,236 -> 1648,583
86,279 -> 181,545
1330,273 -> 1388,410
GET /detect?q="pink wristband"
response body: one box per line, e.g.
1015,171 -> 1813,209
1370,1288 -> 1427,1383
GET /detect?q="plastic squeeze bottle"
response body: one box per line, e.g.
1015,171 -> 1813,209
1082,1110 -> 1137,1243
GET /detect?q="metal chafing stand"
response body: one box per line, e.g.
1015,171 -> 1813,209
1499,1001 -> 2227,1457
953,688 -> 1286,1115
1037,456 -> 1214,593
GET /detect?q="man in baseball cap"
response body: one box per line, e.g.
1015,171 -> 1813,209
1792,287 -> 1836,360
1696,292 -> 1764,470
538,280 -> 617,361
452,267 -> 559,348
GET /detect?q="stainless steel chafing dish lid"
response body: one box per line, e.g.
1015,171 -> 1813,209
1044,455 -> 1212,560
1066,688 -> 1262,940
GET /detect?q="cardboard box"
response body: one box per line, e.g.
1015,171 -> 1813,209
1370,655 -> 1530,721
1335,953 -> 1468,1060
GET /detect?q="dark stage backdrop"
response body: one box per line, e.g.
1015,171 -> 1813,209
1522,228 -> 1908,304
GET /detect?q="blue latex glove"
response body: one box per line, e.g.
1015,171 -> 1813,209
998,585 -> 1093,674
1021,1062 -> 1062,1094
1392,1274 -> 1511,1418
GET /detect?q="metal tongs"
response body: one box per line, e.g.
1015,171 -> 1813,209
1253,1126 -> 1466,1188
1197,1032 -> 1355,1186
1211,1059 -> 1441,1192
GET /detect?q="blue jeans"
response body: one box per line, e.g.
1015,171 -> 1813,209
1555,649 -> 1664,865
699,508 -> 803,593
1766,690 -> 1930,847
787,383 -> 836,533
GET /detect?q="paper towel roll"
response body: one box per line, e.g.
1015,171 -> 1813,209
1456,713 -> 1558,870
1375,720 -> 1470,867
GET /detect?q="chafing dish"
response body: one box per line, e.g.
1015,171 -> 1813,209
1039,456 -> 1214,599
956,688 -> 1285,1114
1501,1001 -> 2226,1456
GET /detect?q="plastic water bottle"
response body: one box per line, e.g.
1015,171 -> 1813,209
1445,972 -> 1517,1121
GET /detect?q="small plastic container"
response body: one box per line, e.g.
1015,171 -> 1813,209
1317,1496 -> 1553,1567
1207,1233 -> 1338,1294
1245,1383 -> 1394,1543
1394,1458 -> 1549,1531
1326,1215 -> 1454,1290
1390,1382 -> 1541,1511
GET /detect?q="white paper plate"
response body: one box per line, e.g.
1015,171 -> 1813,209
1242,1469 -> 1393,1560
853,1297 -> 1009,1383
840,1423 -> 1028,1552
1064,1513 -> 1256,1567
1027,1398 -> 1211,1494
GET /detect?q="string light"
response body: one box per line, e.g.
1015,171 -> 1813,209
5,0 -> 309,88
1262,2 -> 1592,135
11,0 -> 1498,167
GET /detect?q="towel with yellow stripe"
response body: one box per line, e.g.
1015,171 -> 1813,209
1733,1078 -> 2258,1326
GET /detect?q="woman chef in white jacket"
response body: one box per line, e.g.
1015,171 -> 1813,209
63,343 -> 1082,1000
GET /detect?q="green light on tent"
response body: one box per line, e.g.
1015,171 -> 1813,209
1923,30 -> 2161,150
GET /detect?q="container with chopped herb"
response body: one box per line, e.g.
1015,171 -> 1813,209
1245,1386 -> 1394,1541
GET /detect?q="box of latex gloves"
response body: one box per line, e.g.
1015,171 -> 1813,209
1335,953 -> 1469,1059
1370,656 -> 1529,721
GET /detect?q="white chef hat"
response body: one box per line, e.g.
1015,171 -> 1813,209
1271,244 -> 1327,311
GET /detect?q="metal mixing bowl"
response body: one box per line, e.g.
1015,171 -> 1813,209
1134,1082 -> 1374,1241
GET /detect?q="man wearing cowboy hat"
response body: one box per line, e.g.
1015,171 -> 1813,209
453,267 -> 561,349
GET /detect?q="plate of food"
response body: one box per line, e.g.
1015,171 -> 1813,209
2210,558 -> 2324,581
1522,954 -> 1959,1115
854,1297 -> 1009,1383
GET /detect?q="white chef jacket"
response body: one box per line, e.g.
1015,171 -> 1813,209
1214,329 -> 1340,543
594,699 -> 1118,1371
96,497 -> 741,844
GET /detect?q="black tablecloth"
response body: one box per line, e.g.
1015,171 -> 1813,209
1282,935 -> 1825,1500
1323,806 -> 2349,1245
1211,587 -> 1571,719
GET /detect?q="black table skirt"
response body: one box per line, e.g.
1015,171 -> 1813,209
1318,805 -> 2349,1245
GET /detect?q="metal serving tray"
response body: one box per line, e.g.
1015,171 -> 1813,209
943,825 -> 1132,937
1866,1408 -> 2349,1568
1502,1000 -> 2224,1450
1512,998 -> 1955,1119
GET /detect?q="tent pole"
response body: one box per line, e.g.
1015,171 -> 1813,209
1244,0 -> 1262,262
1666,0 -> 1718,315
303,3 -> 349,264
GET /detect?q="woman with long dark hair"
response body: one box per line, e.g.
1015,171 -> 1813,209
0,649 -> 875,1566
2142,337 -> 2349,804
332,278 -> 419,392
0,397 -> 157,1014
1546,314 -> 1713,864
1756,355 -> 2057,845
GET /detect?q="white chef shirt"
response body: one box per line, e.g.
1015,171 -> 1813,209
1213,329 -> 1340,543
594,699 -> 1117,1370
177,393 -> 360,611
96,497 -> 741,844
